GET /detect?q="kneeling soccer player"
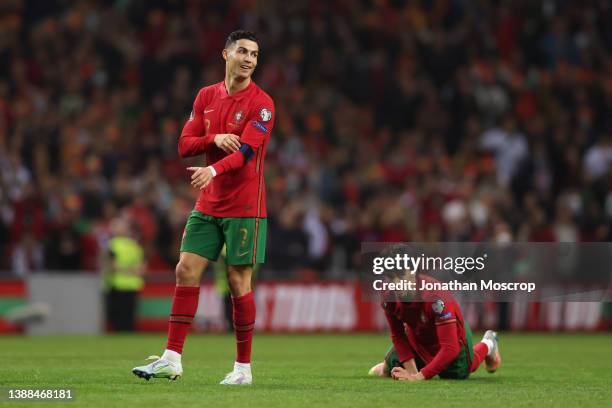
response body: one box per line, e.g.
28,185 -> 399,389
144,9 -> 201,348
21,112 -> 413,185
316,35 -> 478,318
368,269 -> 501,381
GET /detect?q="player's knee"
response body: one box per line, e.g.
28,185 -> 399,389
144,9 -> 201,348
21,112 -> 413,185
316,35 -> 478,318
227,273 -> 245,294
227,268 -> 251,296
175,261 -> 199,285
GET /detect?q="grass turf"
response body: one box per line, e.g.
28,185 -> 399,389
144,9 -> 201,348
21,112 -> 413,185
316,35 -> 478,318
0,333 -> 611,407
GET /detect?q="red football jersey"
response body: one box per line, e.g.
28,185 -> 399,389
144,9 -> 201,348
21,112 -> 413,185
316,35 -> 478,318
383,275 -> 470,379
178,80 -> 274,218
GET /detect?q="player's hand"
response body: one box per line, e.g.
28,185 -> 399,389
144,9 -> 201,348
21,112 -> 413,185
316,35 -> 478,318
187,167 -> 214,190
214,133 -> 241,154
391,367 -> 425,381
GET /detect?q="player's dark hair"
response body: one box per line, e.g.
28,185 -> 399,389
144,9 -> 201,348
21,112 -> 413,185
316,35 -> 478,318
225,30 -> 259,49
378,243 -> 432,282
379,243 -> 411,281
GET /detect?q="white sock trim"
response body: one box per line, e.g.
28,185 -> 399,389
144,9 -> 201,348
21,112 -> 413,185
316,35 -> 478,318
234,362 -> 251,372
161,349 -> 182,364
482,339 -> 494,356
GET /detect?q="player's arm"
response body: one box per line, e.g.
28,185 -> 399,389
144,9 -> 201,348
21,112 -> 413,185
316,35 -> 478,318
211,104 -> 274,175
418,314 -> 461,380
178,90 -> 214,157
383,305 -> 417,372
178,91 -> 241,157
190,103 -> 274,189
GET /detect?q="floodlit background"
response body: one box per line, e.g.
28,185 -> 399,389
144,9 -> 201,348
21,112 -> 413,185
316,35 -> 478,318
0,0 -> 611,334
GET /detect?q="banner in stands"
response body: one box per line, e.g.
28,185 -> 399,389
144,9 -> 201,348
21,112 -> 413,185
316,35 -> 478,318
1,280 -> 609,333
0,280 -> 26,333
138,282 -> 611,332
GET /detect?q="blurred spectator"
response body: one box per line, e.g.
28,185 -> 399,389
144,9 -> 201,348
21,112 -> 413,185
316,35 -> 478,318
103,215 -> 145,332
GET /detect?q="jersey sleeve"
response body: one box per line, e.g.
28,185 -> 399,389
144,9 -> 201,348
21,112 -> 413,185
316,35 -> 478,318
419,299 -> 462,379
432,298 -> 457,326
178,89 -> 216,158
211,97 -> 275,176
383,303 -> 415,363
240,101 -> 275,150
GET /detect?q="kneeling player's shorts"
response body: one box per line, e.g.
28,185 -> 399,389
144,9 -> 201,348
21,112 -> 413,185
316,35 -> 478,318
384,321 -> 474,379
180,210 -> 267,265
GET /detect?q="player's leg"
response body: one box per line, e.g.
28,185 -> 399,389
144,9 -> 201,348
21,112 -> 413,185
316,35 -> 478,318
227,264 -> 255,363
218,217 -> 266,385
471,342 -> 488,371
133,211 -> 223,380
219,264 -> 255,385
471,330 -> 502,373
132,251 -> 210,381
164,251 -> 210,356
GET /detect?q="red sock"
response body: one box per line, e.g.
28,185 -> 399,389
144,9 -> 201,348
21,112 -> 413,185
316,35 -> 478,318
232,291 -> 256,364
166,286 -> 200,354
470,342 -> 489,372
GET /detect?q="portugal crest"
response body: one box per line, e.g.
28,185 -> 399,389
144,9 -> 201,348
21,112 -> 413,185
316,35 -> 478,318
235,110 -> 244,123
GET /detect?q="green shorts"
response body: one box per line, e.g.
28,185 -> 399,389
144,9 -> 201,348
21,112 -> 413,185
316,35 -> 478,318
384,321 -> 474,380
180,210 -> 267,265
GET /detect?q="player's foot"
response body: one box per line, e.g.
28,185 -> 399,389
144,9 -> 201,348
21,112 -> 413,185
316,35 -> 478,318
219,367 -> 252,385
482,330 -> 501,373
132,355 -> 183,381
368,362 -> 386,377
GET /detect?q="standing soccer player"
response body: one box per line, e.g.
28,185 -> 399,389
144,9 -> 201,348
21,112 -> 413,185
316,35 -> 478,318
132,30 -> 274,385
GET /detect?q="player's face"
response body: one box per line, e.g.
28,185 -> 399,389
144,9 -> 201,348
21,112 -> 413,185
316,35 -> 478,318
223,39 -> 259,79
393,270 -> 417,300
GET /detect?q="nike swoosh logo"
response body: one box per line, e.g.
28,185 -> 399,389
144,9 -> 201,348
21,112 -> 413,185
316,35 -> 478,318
204,109 -> 214,113
237,251 -> 249,257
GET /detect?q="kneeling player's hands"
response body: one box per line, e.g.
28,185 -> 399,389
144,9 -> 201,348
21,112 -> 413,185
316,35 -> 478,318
187,167 -> 214,190
214,133 -> 241,154
391,367 -> 425,381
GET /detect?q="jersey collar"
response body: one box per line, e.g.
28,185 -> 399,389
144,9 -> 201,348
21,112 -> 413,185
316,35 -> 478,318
220,79 -> 255,100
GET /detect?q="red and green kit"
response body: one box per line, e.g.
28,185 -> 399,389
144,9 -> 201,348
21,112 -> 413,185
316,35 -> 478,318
382,276 -> 476,379
178,81 -> 274,265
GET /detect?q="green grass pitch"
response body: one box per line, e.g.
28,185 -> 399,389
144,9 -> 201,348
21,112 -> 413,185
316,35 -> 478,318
0,333 -> 611,407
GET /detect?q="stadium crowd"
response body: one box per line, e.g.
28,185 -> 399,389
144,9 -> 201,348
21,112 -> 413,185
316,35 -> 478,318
0,0 -> 610,278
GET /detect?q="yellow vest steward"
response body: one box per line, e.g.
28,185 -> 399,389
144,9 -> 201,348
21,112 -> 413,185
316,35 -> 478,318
107,237 -> 144,291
